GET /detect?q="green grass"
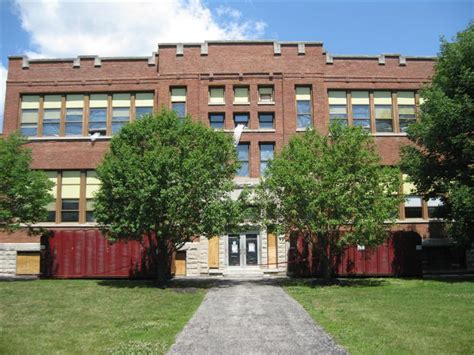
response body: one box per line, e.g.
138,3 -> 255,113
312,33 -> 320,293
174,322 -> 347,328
0,279 -> 205,354
285,277 -> 474,354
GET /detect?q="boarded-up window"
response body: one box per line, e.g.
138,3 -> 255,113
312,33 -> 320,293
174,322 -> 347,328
16,252 -> 40,275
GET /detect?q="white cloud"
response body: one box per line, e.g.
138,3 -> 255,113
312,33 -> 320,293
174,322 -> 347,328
0,63 -> 7,133
14,0 -> 266,58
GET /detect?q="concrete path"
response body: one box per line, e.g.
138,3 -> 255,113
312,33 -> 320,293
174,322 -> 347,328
169,279 -> 347,355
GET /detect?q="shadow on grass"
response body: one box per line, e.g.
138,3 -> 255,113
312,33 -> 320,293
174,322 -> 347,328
423,275 -> 474,283
281,278 -> 389,288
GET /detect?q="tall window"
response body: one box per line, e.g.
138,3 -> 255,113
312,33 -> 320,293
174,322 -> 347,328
45,171 -> 57,222
258,113 -> 274,129
374,91 -> 393,132
234,113 -> 249,128
260,143 -> 274,176
296,86 -> 312,129
428,197 -> 445,218
328,91 -> 347,126
89,94 -> 108,134
398,91 -> 416,133
61,171 -> 80,222
234,87 -> 249,104
351,91 -> 371,130
86,171 -> 100,222
65,95 -> 83,136
135,93 -> 154,119
20,95 -> 39,136
404,196 -> 423,218
209,113 -> 225,129
258,86 -> 274,104
171,88 -> 186,119
42,95 -> 61,136
209,87 -> 225,105
112,93 -> 130,134
237,143 -> 250,177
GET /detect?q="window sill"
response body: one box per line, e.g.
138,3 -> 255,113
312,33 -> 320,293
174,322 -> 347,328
257,101 -> 275,105
27,136 -> 112,141
21,222 -> 99,228
296,127 -> 312,132
233,102 -> 250,106
208,103 -> 226,106
221,129 -> 276,133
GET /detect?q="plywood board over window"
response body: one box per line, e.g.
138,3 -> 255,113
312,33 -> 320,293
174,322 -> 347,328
208,236 -> 219,269
16,252 -> 40,275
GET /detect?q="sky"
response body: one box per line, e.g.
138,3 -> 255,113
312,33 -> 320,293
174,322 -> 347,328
0,0 -> 472,132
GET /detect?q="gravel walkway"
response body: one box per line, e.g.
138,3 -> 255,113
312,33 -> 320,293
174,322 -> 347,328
168,279 -> 347,355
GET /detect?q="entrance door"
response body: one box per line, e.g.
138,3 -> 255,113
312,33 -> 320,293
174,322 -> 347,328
227,233 -> 259,267
228,234 -> 241,266
246,234 -> 258,265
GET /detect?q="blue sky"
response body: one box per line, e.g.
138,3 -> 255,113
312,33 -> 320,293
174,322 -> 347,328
0,0 -> 472,131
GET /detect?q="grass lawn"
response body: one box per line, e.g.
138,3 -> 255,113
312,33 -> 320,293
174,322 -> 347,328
0,279 -> 205,354
285,277 -> 474,354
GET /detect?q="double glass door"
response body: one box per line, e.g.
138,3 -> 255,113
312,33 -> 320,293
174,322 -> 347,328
228,234 -> 259,267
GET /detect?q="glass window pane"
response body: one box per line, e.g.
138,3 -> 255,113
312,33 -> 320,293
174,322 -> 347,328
353,119 -> 371,129
66,108 -> 83,122
112,107 -> 129,119
209,113 -> 224,128
237,144 -> 249,160
172,102 -> 186,118
405,207 -> 422,219
376,120 -> 393,132
352,105 -> 370,118
44,109 -> 61,120
86,211 -> 95,222
297,100 -> 311,114
62,199 -> 79,210
89,108 -> 107,122
65,123 -> 83,136
136,107 -> 152,119
375,105 -> 392,119
43,122 -> 60,136
237,162 -> 249,177
297,114 -> 312,128
260,144 -> 274,161
112,122 -> 126,134
329,105 -> 347,115
234,113 -> 249,127
260,162 -> 268,176
47,211 -> 56,222
259,113 -> 274,128
61,211 -> 79,222
21,125 -> 37,136
21,109 -> 39,124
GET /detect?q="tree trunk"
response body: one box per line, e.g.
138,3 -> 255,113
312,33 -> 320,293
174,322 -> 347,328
318,234 -> 333,280
156,236 -> 172,284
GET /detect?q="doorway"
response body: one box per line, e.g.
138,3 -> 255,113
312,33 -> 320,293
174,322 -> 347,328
227,233 -> 259,267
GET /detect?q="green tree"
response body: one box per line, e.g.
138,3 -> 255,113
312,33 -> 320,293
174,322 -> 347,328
257,125 -> 402,279
401,23 -> 474,246
0,133 -> 54,233
94,109 -> 239,281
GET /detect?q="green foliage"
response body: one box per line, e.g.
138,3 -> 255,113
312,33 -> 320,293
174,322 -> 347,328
0,133 -> 54,233
257,124 -> 402,277
401,23 -> 474,245
94,109 -> 239,278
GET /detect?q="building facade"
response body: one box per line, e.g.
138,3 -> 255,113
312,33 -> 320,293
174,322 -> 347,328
3,41 -> 453,277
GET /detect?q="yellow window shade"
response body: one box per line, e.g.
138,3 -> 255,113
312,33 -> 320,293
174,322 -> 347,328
135,93 -> 154,106
62,185 -> 80,198
112,93 -> 131,107
43,95 -> 62,109
296,87 -> 311,101
86,171 -> 101,198
374,91 -> 392,105
209,87 -> 225,104
234,87 -> 249,103
89,94 -> 108,108
397,91 -> 415,105
171,88 -> 186,102
45,171 -> 58,198
46,202 -> 56,212
399,106 -> 415,115
402,174 -> 417,195
351,91 -> 369,105
62,171 -> 81,184
328,91 -> 346,104
44,110 -> 61,120
21,110 -> 38,123
21,95 -> 40,109
66,95 -> 84,108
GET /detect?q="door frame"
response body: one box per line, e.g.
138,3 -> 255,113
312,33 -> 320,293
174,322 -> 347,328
224,231 -> 261,268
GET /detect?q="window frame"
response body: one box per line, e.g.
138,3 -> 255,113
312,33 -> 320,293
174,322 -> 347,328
208,86 -> 225,105
236,143 -> 250,177
259,142 -> 275,176
295,86 -> 313,129
258,86 -> 275,104
209,113 -> 225,129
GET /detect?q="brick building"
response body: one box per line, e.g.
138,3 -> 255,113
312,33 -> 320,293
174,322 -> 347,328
1,41 -> 456,277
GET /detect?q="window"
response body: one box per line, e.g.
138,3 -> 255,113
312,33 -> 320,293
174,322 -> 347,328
328,91 -> 347,126
258,86 -> 274,103
45,171 -> 57,222
209,87 -> 225,105
296,86 -> 312,129
237,143 -> 250,177
209,113 -> 225,129
398,91 -> 416,133
260,143 -> 274,176
20,95 -> 40,136
61,171 -> 80,222
86,171 -> 100,222
65,95 -> 83,136
428,197 -> 445,219
112,94 -> 130,134
171,88 -> 186,119
374,91 -> 393,132
135,93 -> 154,119
258,113 -> 274,129
42,95 -> 61,136
405,196 -> 422,218
234,87 -> 249,104
234,113 -> 249,128
89,94 -> 108,134
351,91 -> 371,130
